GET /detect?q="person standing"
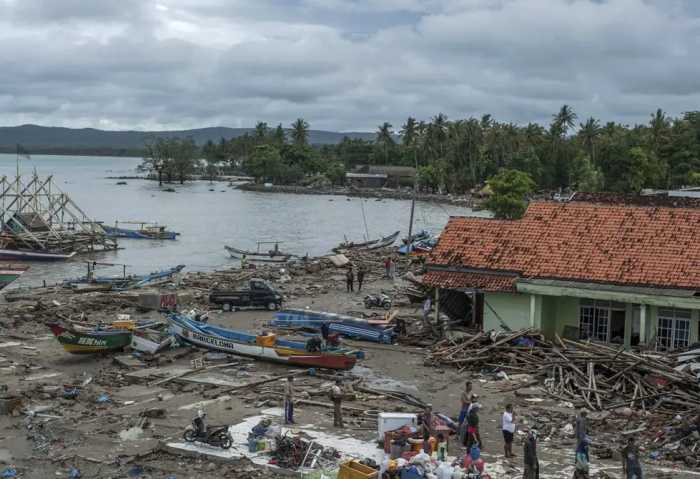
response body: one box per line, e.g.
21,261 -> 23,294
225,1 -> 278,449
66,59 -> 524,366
284,377 -> 295,425
389,257 -> 396,279
466,403 -> 482,449
502,404 -> 516,458
330,379 -> 344,428
357,265 -> 365,291
421,404 -> 434,438
575,409 -> 589,449
458,381 -> 473,425
622,437 -> 643,479
523,430 -> 539,479
345,266 -> 354,293
384,257 -> 391,278
240,254 -> 248,270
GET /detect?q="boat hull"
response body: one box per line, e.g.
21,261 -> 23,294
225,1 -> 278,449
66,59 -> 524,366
0,265 -> 29,290
272,309 -> 396,344
168,315 -> 356,370
48,323 -> 132,354
224,246 -> 292,263
0,249 -> 76,261
103,225 -> 179,240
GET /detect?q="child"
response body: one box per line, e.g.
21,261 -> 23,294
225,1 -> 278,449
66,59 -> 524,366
436,433 -> 448,462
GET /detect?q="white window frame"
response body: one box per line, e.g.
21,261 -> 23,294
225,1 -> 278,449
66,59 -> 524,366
657,308 -> 692,351
579,299 -> 625,343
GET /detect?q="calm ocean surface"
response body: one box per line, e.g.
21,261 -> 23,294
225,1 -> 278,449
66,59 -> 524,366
0,153 -> 488,287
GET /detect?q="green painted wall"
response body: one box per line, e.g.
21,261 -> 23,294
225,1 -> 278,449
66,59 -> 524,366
483,292 -> 530,331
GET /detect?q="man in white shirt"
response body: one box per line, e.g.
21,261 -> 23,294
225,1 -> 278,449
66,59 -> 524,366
502,404 -> 516,458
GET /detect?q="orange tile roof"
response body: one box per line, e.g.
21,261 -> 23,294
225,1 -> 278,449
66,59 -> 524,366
427,201 -> 700,290
423,271 -> 517,292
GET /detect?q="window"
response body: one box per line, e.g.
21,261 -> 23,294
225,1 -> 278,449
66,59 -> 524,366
579,299 -> 625,343
657,308 -> 692,350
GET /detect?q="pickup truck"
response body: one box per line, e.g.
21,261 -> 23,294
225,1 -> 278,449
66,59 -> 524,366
209,279 -> 283,311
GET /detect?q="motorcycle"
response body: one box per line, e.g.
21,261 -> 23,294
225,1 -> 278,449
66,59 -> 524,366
183,424 -> 233,449
364,293 -> 392,310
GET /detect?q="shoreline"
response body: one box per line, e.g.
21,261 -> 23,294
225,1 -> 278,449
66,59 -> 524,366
236,183 -> 484,207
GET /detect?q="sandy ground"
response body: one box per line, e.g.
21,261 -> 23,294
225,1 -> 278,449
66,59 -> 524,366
0,268 -> 697,478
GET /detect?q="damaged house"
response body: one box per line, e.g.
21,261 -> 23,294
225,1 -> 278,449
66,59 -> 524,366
424,200 -> 700,350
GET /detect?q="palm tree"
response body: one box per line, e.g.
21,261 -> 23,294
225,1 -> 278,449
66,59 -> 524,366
578,117 -> 601,163
290,118 -> 310,146
400,117 -> 418,147
376,122 -> 394,163
649,108 -> 669,153
552,105 -> 578,136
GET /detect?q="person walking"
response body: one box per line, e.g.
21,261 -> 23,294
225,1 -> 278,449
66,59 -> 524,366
330,379 -> 344,428
458,381 -> 473,425
573,439 -> 591,479
345,266 -> 354,293
284,377 -> 295,424
357,265 -> 365,291
523,430 -> 539,479
502,404 -> 516,458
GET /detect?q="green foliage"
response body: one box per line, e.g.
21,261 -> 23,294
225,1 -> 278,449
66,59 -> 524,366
245,145 -> 283,182
325,162 -> 346,185
484,169 -> 536,219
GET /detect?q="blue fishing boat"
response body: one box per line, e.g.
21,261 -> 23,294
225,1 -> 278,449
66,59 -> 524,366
168,314 -> 360,370
271,309 -> 396,344
64,264 -> 185,291
102,221 -> 179,240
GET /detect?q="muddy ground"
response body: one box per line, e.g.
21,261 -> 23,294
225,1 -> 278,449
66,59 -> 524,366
0,255 -> 695,478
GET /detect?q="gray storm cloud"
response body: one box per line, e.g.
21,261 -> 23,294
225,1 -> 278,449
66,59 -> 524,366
0,0 -> 698,131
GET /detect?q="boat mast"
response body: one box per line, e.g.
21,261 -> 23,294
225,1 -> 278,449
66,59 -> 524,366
406,148 -> 418,252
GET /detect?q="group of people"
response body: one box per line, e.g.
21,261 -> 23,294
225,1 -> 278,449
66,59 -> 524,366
283,376 -> 345,428
345,264 -> 367,292
452,382 -> 644,479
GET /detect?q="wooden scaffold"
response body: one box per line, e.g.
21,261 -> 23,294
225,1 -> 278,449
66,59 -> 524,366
0,173 -> 118,254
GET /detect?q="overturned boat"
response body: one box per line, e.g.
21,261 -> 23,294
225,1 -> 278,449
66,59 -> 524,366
271,308 -> 396,344
168,313 -> 359,370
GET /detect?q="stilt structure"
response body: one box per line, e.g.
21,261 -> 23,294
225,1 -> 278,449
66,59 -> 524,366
0,173 -> 117,254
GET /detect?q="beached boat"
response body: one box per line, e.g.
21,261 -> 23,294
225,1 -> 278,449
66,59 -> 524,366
402,229 -> 430,245
271,309 -> 397,344
102,222 -> 179,240
224,246 -> 293,263
334,231 -> 400,252
48,323 -> 133,354
398,236 -> 438,255
0,248 -> 76,261
0,264 -> 29,290
168,314 -> 358,370
64,264 -> 185,292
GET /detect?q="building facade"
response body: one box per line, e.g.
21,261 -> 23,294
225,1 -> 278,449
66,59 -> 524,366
424,201 -> 700,350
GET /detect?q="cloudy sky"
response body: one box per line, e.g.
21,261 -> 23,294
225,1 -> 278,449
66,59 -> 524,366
1,0 -> 698,132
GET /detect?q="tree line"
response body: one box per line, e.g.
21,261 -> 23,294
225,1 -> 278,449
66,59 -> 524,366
140,106 -> 700,193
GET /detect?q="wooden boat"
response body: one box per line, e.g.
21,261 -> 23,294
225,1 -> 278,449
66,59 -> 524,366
48,323 -> 133,354
334,231 -> 400,252
0,248 -> 76,261
402,229 -> 430,245
102,222 -> 179,240
271,309 -> 396,344
0,264 -> 29,290
168,314 -> 358,370
224,246 -> 293,263
64,264 -> 185,292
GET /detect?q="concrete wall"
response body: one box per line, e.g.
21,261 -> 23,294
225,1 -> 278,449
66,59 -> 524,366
483,292 -> 530,332
481,291 -> 700,348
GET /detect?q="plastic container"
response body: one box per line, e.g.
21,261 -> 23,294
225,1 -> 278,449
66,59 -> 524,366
337,460 -> 378,479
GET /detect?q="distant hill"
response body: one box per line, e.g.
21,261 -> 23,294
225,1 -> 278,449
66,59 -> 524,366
0,124 -> 376,156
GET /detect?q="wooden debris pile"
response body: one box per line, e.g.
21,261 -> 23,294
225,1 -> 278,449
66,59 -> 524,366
428,329 -> 700,415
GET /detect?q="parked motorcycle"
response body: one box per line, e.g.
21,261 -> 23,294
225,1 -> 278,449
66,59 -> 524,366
364,293 -> 392,310
183,424 -> 233,449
